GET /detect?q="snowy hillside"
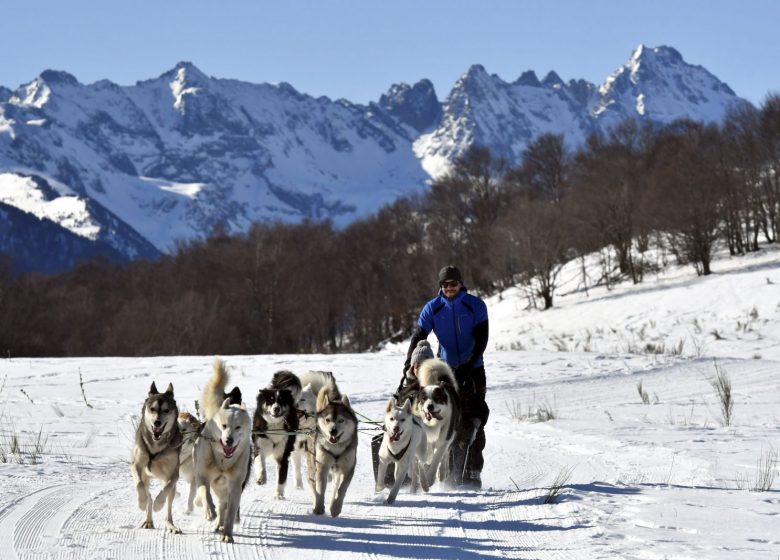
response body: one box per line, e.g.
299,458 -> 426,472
0,45 -> 748,265
1,247 -> 778,558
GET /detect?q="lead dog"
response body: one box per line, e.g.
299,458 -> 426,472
376,396 -> 429,503
414,359 -> 460,487
194,359 -> 252,543
130,382 -> 182,534
252,370 -> 300,500
312,381 -> 358,517
180,387 -> 244,513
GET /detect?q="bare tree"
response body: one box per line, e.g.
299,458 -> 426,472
649,120 -> 727,276
570,120 -> 656,284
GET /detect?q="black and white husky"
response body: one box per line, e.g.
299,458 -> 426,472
193,359 -> 252,543
376,396 -> 429,503
312,381 -> 358,517
131,382 -> 183,534
252,370 -> 300,500
414,359 -> 460,487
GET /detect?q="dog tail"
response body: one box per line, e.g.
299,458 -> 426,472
271,370 -> 303,402
202,358 -> 230,419
315,379 -> 342,412
417,359 -> 457,391
299,370 -> 334,397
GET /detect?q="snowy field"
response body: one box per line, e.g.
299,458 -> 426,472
1,246 -> 779,559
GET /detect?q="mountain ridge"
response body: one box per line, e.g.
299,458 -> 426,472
0,44 -> 749,273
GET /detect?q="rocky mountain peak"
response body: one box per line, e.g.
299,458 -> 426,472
378,79 -> 441,132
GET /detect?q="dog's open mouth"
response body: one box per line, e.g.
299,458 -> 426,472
220,441 -> 237,458
389,429 -> 402,443
425,410 -> 443,421
152,426 -> 164,440
328,433 -> 341,444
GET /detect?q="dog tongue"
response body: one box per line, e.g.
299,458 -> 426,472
390,429 -> 401,443
329,435 -> 339,444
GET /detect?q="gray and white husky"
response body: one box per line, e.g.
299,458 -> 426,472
293,370 -> 335,489
312,381 -> 358,517
194,359 -> 252,543
414,359 -> 460,487
130,382 -> 182,534
252,370 -> 300,500
376,396 -> 429,503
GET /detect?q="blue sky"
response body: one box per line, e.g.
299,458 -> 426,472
1,0 -> 778,106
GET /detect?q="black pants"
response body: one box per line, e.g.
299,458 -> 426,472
450,366 -> 489,481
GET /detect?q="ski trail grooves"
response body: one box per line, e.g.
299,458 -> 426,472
0,484 -> 69,560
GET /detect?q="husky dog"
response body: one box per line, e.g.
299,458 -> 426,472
252,370 -> 301,499
180,385 -> 244,513
130,382 -> 182,534
414,359 -> 460,487
177,411 -> 202,513
376,396 -> 429,503
312,382 -> 358,517
194,359 -> 252,543
293,370 -> 335,489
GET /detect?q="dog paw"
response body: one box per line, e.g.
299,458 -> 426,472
256,474 -> 267,485
375,483 -> 385,492
205,508 -> 217,522
140,521 -> 154,529
385,496 -> 396,505
313,505 -> 325,515
330,504 -> 342,517
295,482 -> 304,490
166,523 -> 182,535
274,493 -> 286,501
221,534 -> 234,544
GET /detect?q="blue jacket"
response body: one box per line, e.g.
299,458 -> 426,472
417,288 -> 489,369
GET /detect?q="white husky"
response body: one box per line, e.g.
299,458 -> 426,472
194,359 -> 252,543
376,396 -> 429,503
292,370 -> 335,489
414,359 -> 460,487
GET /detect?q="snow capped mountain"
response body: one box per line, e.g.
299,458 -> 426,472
593,45 -> 743,129
0,45 -> 749,271
415,45 -> 747,174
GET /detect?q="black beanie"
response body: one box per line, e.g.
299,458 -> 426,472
438,265 -> 463,284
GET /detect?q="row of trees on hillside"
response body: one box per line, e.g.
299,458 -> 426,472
1,95 -> 778,357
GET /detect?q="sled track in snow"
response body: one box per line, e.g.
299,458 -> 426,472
0,467 -> 600,559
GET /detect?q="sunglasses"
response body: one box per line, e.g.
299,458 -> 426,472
440,280 -> 460,288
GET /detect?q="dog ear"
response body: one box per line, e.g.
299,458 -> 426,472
341,395 -> 351,410
402,398 -> 412,413
221,397 -> 231,409
149,382 -> 159,396
386,397 -> 395,412
165,383 -> 174,395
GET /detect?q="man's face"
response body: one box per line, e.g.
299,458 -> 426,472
440,280 -> 461,299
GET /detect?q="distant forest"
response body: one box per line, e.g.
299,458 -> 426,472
1,95 -> 779,357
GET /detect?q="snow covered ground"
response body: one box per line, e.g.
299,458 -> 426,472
1,246 -> 779,559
